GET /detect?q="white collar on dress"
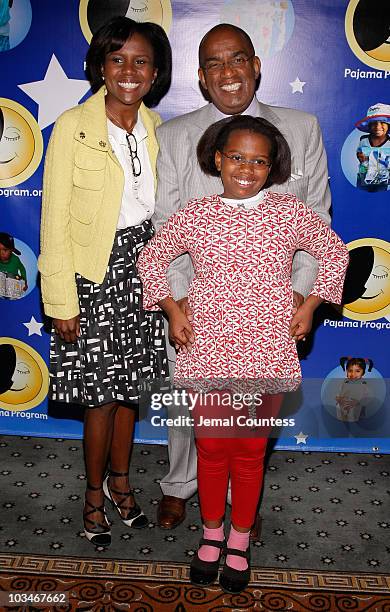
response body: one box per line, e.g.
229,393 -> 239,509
221,190 -> 265,209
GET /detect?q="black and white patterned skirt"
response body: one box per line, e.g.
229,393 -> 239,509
49,221 -> 168,407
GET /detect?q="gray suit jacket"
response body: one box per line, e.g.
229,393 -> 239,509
153,99 -> 331,303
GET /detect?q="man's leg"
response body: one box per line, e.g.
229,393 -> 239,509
160,421 -> 198,498
157,331 -> 198,528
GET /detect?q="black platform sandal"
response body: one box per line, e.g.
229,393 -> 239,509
103,470 -> 148,529
190,538 -> 226,586
83,483 -> 111,547
219,546 -> 251,594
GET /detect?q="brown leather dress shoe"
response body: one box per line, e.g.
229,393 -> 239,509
250,513 -> 262,540
157,495 -> 186,529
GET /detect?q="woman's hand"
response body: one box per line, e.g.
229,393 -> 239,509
53,316 -> 80,343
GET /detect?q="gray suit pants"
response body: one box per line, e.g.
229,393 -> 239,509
160,319 -> 198,499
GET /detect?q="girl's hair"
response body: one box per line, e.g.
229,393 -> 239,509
340,356 -> 373,374
85,16 -> 172,107
197,115 -> 291,189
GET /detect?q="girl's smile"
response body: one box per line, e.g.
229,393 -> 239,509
215,129 -> 272,199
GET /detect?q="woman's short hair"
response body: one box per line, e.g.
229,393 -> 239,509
86,16 -> 172,107
197,115 -> 291,189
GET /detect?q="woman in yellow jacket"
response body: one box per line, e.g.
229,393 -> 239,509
39,17 -> 171,547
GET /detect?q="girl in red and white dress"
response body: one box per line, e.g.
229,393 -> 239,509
137,115 -> 349,594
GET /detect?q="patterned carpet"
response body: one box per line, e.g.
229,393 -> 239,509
0,435 -> 389,610
1,569 -> 389,611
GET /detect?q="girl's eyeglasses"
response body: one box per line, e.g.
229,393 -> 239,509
126,133 -> 141,177
219,151 -> 272,169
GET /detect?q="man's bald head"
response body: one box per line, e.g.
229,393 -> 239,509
199,23 -> 255,67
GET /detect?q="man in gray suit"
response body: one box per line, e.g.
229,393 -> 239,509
153,23 -> 331,531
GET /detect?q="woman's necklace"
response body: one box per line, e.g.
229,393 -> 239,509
105,106 -> 136,133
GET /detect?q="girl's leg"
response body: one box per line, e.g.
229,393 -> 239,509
83,401 -> 118,529
196,435 -> 229,560
190,435 -> 227,586
196,436 -> 229,522
228,436 -> 267,569
228,393 -> 284,570
108,404 -> 137,515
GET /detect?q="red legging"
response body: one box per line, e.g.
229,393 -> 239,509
194,392 -> 283,529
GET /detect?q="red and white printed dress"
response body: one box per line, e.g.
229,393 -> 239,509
138,193 -> 349,393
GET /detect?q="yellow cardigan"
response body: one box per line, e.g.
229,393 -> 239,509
38,86 -> 161,320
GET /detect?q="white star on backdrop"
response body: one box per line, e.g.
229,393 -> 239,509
289,77 -> 306,94
294,432 -> 308,445
23,316 -> 44,337
18,55 -> 90,129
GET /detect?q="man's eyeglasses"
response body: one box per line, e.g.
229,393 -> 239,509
202,54 -> 255,75
219,151 -> 272,169
126,133 -> 141,177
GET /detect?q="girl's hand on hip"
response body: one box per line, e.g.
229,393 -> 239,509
290,294 -> 323,341
292,291 -> 304,315
289,304 -> 313,342
53,316 -> 81,343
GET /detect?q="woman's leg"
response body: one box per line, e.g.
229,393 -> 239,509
83,401 -> 118,529
108,404 -> 137,515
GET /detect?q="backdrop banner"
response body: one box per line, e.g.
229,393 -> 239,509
1,0 -> 389,452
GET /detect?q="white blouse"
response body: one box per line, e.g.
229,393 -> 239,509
108,116 -> 155,229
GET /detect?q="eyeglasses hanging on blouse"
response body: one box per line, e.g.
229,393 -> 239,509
126,133 -> 141,177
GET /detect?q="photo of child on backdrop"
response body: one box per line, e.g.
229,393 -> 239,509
0,231 -> 28,299
336,356 -> 372,422
355,103 -> 390,192
0,0 -> 13,52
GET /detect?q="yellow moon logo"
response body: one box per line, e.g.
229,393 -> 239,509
0,98 -> 43,188
0,338 -> 49,411
343,238 -> 390,321
345,0 -> 390,71
79,0 -> 172,43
